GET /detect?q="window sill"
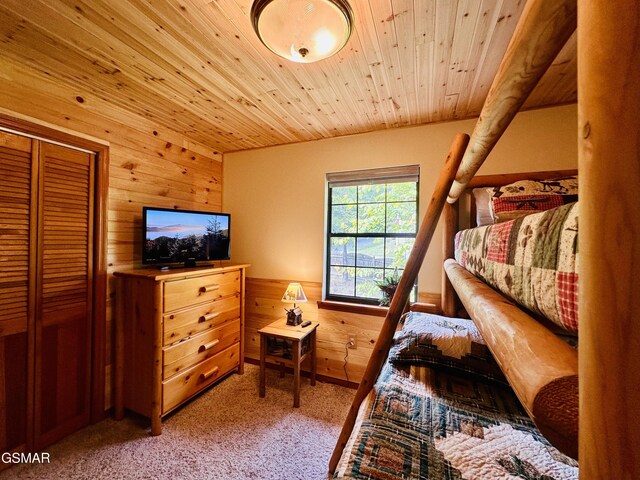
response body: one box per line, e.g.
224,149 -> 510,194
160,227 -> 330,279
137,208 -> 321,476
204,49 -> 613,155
317,300 -> 388,317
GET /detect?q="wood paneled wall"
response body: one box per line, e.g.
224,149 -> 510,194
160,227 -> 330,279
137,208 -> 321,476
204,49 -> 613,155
245,278 -> 385,385
0,68 -> 223,410
245,278 -> 439,384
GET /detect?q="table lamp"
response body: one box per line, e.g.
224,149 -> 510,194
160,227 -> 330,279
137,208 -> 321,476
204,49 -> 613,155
282,282 -> 308,325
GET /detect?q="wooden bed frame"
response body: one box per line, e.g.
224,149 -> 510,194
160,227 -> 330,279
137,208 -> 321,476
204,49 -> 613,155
442,168 -> 580,459
329,0 -> 640,477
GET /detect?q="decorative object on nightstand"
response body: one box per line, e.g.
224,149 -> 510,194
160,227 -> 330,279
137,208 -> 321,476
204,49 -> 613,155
282,282 -> 308,325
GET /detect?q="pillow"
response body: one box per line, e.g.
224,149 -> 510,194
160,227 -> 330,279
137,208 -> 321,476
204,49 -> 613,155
389,312 -> 507,385
472,187 -> 493,226
488,176 -> 578,223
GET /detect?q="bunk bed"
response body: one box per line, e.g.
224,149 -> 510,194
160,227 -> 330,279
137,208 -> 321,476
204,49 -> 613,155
330,0 -> 640,478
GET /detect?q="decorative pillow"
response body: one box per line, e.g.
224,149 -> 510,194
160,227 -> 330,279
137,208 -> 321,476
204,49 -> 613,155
472,187 -> 493,226
389,312 -> 507,385
487,176 -> 578,223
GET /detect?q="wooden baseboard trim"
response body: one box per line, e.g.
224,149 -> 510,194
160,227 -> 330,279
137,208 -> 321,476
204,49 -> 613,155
244,357 -> 358,389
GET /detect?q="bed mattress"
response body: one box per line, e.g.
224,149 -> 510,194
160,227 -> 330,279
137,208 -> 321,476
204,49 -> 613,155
454,202 -> 578,333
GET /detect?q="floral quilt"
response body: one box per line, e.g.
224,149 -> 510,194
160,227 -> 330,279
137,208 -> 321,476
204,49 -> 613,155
333,362 -> 578,479
454,202 -> 579,333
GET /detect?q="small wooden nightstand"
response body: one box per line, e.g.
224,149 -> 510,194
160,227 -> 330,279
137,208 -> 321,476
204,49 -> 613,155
258,320 -> 319,407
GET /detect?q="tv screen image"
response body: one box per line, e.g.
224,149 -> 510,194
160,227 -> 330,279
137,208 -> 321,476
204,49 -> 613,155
143,207 -> 230,265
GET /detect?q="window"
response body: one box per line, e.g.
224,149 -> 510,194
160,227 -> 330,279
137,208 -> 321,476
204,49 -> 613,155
325,166 -> 419,305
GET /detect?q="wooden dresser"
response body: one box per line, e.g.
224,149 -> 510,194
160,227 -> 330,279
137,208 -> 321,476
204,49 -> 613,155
113,264 -> 249,434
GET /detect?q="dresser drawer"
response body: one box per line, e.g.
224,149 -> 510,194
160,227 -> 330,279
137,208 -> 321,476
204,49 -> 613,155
163,320 -> 240,380
164,270 -> 240,312
162,344 -> 240,413
163,295 -> 240,345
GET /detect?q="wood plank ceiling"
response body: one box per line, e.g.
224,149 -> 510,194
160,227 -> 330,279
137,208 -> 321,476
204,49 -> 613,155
0,0 -> 576,153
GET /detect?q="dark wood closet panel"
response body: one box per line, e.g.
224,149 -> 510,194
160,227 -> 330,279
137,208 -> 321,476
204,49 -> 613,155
0,132 -> 36,455
0,128 -> 100,457
34,143 -> 94,449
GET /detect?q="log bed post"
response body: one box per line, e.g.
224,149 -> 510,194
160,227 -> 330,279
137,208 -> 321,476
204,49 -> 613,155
447,0 -> 577,203
328,133 -> 469,474
441,202 -> 458,317
579,0 -> 640,476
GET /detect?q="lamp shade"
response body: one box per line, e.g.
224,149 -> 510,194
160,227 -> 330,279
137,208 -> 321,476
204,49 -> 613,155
281,282 -> 308,303
250,0 -> 354,63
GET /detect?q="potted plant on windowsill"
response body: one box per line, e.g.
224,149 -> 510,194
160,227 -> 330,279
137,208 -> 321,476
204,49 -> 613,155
376,268 -> 400,307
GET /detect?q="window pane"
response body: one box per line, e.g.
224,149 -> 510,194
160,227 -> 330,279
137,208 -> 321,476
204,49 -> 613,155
386,202 -> 417,233
330,238 -> 355,266
357,204 -> 385,233
356,238 -> 384,267
358,184 -> 385,203
387,182 -> 416,202
331,205 -> 357,233
329,266 -> 355,296
326,171 -> 419,304
386,238 -> 414,269
331,186 -> 357,204
355,268 -> 383,299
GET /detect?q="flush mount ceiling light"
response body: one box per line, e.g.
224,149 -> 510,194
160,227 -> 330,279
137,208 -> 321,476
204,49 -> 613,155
250,0 -> 354,63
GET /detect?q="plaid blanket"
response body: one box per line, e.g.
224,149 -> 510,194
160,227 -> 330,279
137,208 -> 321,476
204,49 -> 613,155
334,362 -> 578,479
454,202 -> 579,333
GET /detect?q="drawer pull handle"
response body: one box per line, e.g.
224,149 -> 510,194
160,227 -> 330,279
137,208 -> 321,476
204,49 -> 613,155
199,284 -> 220,293
200,366 -> 219,381
199,312 -> 220,323
198,339 -> 220,353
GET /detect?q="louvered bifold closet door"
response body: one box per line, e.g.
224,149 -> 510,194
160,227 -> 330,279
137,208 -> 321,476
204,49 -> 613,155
0,131 -> 35,456
34,142 -> 94,449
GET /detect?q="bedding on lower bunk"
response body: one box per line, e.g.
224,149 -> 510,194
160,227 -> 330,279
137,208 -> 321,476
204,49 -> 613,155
454,202 -> 578,332
334,313 -> 578,479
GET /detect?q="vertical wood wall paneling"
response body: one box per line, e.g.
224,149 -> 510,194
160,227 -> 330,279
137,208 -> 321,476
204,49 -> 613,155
245,278 -> 384,384
0,131 -> 34,461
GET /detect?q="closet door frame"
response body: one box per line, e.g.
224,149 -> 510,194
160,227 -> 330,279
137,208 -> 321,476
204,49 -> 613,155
0,113 -> 109,425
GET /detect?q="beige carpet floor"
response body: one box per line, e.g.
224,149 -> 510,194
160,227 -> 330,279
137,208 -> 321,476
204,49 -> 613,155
1,364 -> 355,480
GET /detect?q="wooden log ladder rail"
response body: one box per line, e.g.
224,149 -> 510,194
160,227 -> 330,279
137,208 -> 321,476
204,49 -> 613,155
328,133 -> 469,473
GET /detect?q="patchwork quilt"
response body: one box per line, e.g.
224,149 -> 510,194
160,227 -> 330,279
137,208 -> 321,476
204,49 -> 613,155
454,202 -> 579,333
389,312 -> 507,386
333,362 -> 578,479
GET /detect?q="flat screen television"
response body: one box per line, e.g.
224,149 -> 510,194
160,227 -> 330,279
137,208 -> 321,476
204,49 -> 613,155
142,207 -> 230,267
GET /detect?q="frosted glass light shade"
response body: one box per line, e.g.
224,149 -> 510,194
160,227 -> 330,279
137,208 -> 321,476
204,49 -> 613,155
281,283 -> 308,303
251,0 -> 354,63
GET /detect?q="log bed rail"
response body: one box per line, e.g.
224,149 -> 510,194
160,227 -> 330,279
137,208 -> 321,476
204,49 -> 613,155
329,0 -> 640,475
445,259 -> 578,459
